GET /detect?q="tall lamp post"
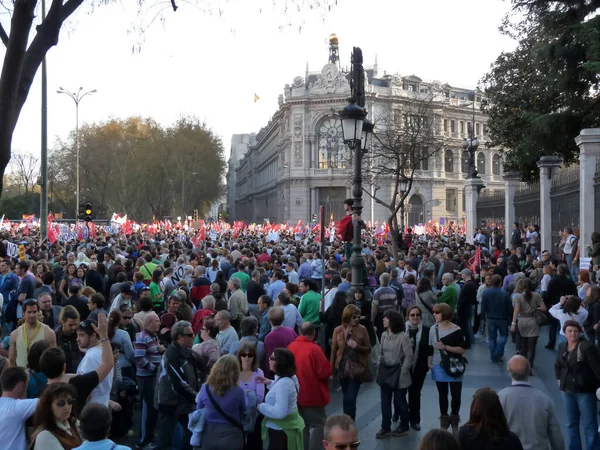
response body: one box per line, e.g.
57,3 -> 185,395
463,111 -> 484,243
57,87 -> 96,220
339,47 -> 373,292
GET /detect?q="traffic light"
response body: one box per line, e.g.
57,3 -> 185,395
193,209 -> 198,221
79,202 -> 93,222
218,213 -> 222,221
312,213 -> 318,222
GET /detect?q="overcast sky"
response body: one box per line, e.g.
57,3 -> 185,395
6,0 -> 515,161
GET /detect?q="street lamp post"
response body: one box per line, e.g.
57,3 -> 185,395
57,87 -> 96,220
339,47 -> 373,292
463,109 -> 484,243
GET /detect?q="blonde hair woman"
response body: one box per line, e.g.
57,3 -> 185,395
197,355 -> 247,450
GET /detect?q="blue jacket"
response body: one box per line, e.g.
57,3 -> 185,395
0,272 -> 18,304
481,287 -> 512,320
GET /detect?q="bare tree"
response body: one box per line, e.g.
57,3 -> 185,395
10,150 -> 40,196
363,86 -> 452,262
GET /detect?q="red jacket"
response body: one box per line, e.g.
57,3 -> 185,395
336,215 -> 353,242
287,336 -> 332,407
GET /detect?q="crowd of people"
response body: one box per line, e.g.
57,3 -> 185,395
0,213 -> 598,450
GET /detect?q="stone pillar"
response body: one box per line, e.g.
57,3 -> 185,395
503,171 -> 521,249
537,156 -> 562,253
465,177 -> 485,244
576,129 -> 600,256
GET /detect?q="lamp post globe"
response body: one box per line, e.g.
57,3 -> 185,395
361,118 -> 374,151
339,98 -> 366,147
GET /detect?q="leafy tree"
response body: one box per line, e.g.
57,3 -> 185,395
0,0 -> 337,197
363,86 -> 452,263
481,0 -> 600,180
48,115 -> 226,221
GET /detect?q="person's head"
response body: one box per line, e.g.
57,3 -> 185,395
352,286 -> 364,302
171,320 -> 194,348
65,263 -> 76,276
341,304 -> 361,326
0,366 -> 29,398
507,355 -> 530,382
300,321 -> 316,341
557,263 -> 568,276
432,303 -> 453,323
240,316 -> 259,338
39,347 -> 68,379
323,414 -> 359,450
383,309 -> 404,333
406,305 -> 422,326
441,273 -> 454,286
417,429 -> 460,450
465,388 -> 510,442
42,271 -> 55,286
76,319 -> 100,350
79,403 -> 112,442
200,317 -> 219,341
120,283 -> 133,299
142,312 -> 160,334
268,306 -> 284,326
87,293 -> 105,312
22,299 -> 39,325
33,382 -> 77,429
563,319 -> 583,344
491,274 -> 503,288
562,295 -> 581,314
237,341 -> 258,371
269,347 -> 295,378
206,354 -> 240,396
229,277 -> 241,291
257,295 -> 273,313
0,259 -> 10,274
202,295 -> 215,311
585,285 -> 600,306
167,295 -> 181,314
68,283 -> 81,297
28,339 -> 50,372
416,277 -> 432,294
38,293 -> 53,312
139,295 -> 153,312
216,310 -> 231,330
59,306 -> 80,336
460,268 -> 472,281
119,306 -> 133,328
379,272 -> 391,286
343,198 -> 354,212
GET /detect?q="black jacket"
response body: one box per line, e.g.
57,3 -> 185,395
583,301 -> 600,343
510,229 -> 522,247
85,270 -> 105,297
458,280 -> 478,315
555,339 -> 600,394
545,274 -> 577,306
408,325 -> 430,374
246,280 -> 266,305
55,325 -> 84,373
157,341 -> 208,415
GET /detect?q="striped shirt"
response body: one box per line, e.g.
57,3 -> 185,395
134,330 -> 162,377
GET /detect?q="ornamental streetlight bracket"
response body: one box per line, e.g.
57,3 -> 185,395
339,97 -> 366,149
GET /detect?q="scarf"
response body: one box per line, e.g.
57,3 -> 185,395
405,321 -> 422,370
30,420 -> 82,450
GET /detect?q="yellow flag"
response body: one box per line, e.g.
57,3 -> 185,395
253,93 -> 259,103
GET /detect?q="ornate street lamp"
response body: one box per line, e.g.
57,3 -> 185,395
463,132 -> 480,179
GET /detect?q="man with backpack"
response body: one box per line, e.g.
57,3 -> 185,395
0,260 -> 19,330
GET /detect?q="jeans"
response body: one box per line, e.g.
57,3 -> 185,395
157,411 -> 192,450
487,318 -> 509,361
561,391 -> 599,450
548,315 -> 560,348
380,386 -> 408,431
520,336 -> 539,368
138,376 -> 158,445
298,406 -> 327,450
339,378 -> 362,420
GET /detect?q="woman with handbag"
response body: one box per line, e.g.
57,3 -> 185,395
375,309 -> 413,439
555,320 -> 600,450
406,305 -> 430,431
510,279 -> 546,370
330,304 -> 372,421
416,278 -> 437,328
197,355 -> 248,450
427,303 -> 465,436
237,341 -> 265,450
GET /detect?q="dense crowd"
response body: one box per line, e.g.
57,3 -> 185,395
0,209 -> 598,450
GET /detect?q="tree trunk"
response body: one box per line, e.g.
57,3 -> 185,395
388,215 -> 399,265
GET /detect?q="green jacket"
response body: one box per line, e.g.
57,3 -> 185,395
298,290 -> 321,325
261,408 -> 304,450
438,283 -> 459,312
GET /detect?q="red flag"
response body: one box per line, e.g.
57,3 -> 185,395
466,247 -> 481,274
88,222 -> 96,237
48,226 -> 59,244
294,220 -> 303,234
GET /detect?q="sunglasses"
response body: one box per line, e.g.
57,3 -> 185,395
332,441 -> 360,450
182,333 -> 194,338
240,353 -> 255,358
409,313 -> 421,317
55,398 -> 75,407
269,356 -> 276,361
351,315 -> 360,319
122,316 -> 132,320
433,311 -> 441,314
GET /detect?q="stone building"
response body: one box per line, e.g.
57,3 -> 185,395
227,37 -> 503,226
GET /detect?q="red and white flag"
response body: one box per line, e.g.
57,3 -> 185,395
466,247 -> 481,274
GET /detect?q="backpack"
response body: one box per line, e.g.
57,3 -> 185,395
4,289 -> 20,323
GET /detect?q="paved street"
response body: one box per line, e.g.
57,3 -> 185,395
119,328 -> 570,449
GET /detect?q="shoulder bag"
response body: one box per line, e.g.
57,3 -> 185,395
206,385 -> 245,435
534,308 -> 549,326
435,325 -> 467,378
376,333 -> 402,389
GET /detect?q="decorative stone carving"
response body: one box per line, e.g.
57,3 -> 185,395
278,94 -> 284,107
292,76 -> 304,88
308,63 -> 349,95
293,114 -> 303,168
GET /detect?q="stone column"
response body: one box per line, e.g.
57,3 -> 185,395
503,171 -> 521,249
465,177 -> 485,244
537,156 -> 562,253
576,129 -> 600,256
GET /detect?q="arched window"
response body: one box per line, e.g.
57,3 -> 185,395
492,153 -> 501,175
444,150 -> 454,173
318,118 -> 348,169
461,150 -> 470,173
477,152 -> 486,175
